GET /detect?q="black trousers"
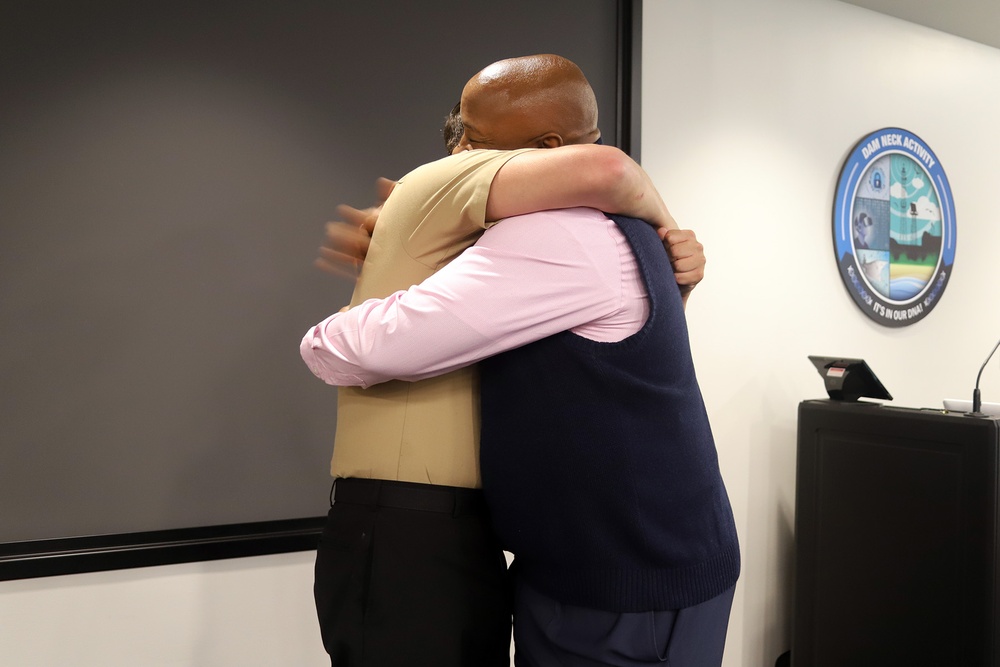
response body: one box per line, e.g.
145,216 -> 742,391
314,479 -> 512,667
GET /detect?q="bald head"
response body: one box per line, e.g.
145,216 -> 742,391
459,54 -> 600,150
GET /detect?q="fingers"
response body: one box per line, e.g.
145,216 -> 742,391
336,204 -> 379,234
324,221 -> 371,255
375,177 -> 397,202
673,268 -> 704,290
315,246 -> 364,280
315,178 -> 395,281
659,227 -> 697,249
314,255 -> 361,280
315,221 -> 371,281
660,228 -> 706,288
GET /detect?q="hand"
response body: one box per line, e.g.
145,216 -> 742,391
315,178 -> 396,280
658,228 -> 705,298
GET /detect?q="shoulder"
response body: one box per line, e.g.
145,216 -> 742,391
485,206 -> 609,233
493,206 -> 611,227
398,148 -> 536,190
479,207 -> 619,256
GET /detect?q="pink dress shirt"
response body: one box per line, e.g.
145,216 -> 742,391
301,207 -> 650,388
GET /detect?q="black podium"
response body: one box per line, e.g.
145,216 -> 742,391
792,400 -> 1000,666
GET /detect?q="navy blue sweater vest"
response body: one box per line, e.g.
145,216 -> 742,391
479,214 -> 739,612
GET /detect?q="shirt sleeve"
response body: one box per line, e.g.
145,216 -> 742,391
391,148 -> 535,270
300,207 -> 640,388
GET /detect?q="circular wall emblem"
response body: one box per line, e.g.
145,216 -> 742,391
833,128 -> 955,327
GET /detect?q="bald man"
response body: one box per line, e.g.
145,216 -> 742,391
304,54 -> 737,667
302,55 -> 707,667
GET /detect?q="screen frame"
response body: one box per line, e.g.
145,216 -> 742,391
0,0 -> 643,582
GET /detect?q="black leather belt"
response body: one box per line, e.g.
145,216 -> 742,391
333,478 -> 488,516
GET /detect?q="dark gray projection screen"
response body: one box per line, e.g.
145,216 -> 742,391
0,1 -> 629,543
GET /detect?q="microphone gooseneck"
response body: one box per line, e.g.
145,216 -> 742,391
972,337 -> 1000,415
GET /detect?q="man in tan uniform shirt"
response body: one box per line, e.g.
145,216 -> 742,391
330,149 -> 533,490
303,54 -> 703,667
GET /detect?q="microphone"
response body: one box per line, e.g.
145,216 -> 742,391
971,337 -> 1000,416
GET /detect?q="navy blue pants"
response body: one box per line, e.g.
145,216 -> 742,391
513,578 -> 735,667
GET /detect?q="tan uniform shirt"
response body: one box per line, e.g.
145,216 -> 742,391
330,149 -> 532,488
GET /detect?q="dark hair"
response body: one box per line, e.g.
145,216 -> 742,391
442,102 -> 463,154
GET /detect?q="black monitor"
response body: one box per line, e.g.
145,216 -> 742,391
808,356 -> 892,402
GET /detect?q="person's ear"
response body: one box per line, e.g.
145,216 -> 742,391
537,133 -> 564,148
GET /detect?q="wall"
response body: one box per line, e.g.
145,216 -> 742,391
0,552 -> 326,666
2,1 -> 999,665
641,0 -> 1000,665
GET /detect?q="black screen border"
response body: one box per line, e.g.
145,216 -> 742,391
0,0 -> 642,582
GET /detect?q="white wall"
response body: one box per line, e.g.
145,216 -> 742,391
642,0 -> 1000,665
0,552 -> 327,666
3,2 -> 999,665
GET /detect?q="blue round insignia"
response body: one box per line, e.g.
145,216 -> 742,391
833,128 -> 955,327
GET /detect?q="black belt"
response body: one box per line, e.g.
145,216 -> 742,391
332,478 -> 488,516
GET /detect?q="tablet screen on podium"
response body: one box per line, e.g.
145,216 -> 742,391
808,356 -> 893,402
